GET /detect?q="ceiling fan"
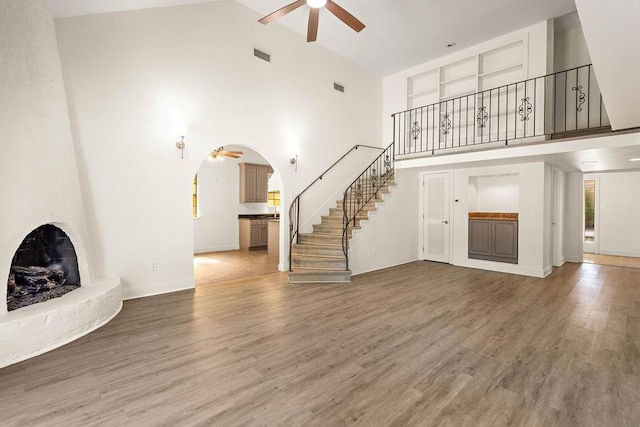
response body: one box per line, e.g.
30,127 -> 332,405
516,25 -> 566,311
258,0 -> 365,43
209,147 -> 244,161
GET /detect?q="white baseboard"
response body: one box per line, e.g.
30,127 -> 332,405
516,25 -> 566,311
543,265 -> 553,277
599,249 -> 640,258
565,255 -> 583,263
194,244 -> 239,254
553,256 -> 567,267
351,258 -> 419,277
452,258 -> 547,278
122,278 -> 195,300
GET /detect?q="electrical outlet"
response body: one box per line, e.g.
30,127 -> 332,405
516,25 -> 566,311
151,261 -> 158,271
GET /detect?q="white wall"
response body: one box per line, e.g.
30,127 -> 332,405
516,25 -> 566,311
554,26 -> 591,72
575,0 -> 640,130
563,171 -> 584,263
350,168 -> 420,275
450,163 -> 547,277
588,171 -> 640,258
552,167 -> 567,266
55,1 -> 382,299
383,21 -> 551,143
470,174 -> 520,213
193,145 -> 275,254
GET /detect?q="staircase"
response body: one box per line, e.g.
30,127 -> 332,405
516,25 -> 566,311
288,177 -> 396,284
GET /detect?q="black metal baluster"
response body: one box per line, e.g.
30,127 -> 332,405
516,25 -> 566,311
587,65 -> 591,129
575,68 -> 579,131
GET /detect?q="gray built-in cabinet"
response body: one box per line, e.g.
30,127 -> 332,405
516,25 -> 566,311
468,214 -> 518,264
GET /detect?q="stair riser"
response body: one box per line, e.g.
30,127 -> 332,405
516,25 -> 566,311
313,225 -> 357,234
329,208 -> 372,217
288,271 -> 351,284
292,245 -> 344,257
321,217 -> 361,226
299,234 -> 345,245
292,259 -> 347,269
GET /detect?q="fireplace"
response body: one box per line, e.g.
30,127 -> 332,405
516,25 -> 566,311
7,225 -> 80,311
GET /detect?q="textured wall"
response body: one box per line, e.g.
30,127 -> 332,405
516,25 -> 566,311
0,0 -> 93,311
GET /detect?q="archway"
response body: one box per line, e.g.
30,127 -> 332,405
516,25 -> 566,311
191,144 -> 284,285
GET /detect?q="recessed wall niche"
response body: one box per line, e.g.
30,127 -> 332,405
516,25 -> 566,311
468,173 -> 519,212
7,225 -> 80,311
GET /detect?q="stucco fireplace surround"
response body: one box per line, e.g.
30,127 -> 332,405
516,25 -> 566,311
0,0 -> 121,368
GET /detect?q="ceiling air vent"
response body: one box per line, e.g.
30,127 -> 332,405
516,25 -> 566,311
333,82 -> 345,93
253,48 -> 271,63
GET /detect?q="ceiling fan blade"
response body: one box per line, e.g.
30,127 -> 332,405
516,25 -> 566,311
223,154 -> 242,159
222,151 -> 244,155
307,8 -> 319,42
325,0 -> 365,33
259,0 -> 306,25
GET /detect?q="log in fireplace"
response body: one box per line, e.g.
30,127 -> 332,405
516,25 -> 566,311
7,225 -> 80,311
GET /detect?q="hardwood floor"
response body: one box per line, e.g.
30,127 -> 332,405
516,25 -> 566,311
194,249 -> 279,286
584,253 -> 640,269
1,261 -> 640,426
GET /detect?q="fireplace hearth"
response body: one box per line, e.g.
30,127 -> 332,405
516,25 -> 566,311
7,225 -> 80,311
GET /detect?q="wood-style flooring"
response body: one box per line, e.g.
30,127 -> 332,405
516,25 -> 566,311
1,261 -> 640,426
584,252 -> 640,269
194,249 -> 279,286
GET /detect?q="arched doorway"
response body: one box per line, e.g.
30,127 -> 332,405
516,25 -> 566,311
192,144 -> 283,285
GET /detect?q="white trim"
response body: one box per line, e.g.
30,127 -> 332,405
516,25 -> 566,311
122,278 -> 195,300
194,244 -> 239,254
543,265 -> 553,277
598,250 -> 640,258
556,256 -> 567,267
453,257 -> 549,278
351,259 -> 420,277
565,255 -> 583,263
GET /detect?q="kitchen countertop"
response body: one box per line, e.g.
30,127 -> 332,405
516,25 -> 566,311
468,212 -> 518,221
238,214 -> 279,220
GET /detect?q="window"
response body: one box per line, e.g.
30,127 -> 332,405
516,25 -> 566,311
193,175 -> 198,218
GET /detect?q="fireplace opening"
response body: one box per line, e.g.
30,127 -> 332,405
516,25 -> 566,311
7,225 -> 80,311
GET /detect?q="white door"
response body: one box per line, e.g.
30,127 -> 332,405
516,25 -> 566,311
422,172 -> 450,263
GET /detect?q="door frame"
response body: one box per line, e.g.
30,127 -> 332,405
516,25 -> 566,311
418,171 -> 453,263
583,175 -> 600,254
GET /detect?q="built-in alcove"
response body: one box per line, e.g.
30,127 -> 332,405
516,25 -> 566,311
468,173 -> 519,212
7,225 -> 80,311
468,174 -> 520,264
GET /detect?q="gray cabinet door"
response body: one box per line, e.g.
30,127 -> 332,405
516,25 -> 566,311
492,221 -> 518,260
468,220 -> 492,257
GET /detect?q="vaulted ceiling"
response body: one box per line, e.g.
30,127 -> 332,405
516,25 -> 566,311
45,0 -> 577,76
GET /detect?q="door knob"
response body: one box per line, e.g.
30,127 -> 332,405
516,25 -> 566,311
441,220 -> 449,224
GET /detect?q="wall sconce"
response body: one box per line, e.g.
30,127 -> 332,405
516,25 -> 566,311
175,124 -> 187,159
290,154 -> 298,172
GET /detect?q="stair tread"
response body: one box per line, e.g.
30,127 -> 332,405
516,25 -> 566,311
290,267 -> 350,272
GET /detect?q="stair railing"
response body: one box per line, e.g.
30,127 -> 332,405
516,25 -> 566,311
342,142 -> 395,270
288,144 -> 384,271
392,64 -> 610,157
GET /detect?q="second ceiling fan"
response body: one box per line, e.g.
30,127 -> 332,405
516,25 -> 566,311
259,0 -> 365,43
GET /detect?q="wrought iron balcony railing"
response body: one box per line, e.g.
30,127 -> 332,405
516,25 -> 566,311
392,64 -> 610,156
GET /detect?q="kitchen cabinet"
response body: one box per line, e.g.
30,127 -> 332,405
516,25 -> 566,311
239,218 -> 268,250
267,220 -> 279,259
468,213 -> 518,264
239,163 -> 273,203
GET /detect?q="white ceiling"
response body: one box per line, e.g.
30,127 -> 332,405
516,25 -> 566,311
45,0 -> 577,76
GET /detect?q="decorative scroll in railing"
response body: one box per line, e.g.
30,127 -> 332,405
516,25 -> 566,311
342,143 -> 395,270
288,144 -> 384,271
392,64 -> 610,156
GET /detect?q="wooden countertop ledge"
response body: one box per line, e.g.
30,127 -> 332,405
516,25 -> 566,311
468,212 -> 518,221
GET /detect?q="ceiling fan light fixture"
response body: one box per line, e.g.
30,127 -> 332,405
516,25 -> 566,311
307,0 -> 327,8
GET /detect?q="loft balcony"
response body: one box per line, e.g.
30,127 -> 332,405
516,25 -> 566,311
392,64 -> 612,158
